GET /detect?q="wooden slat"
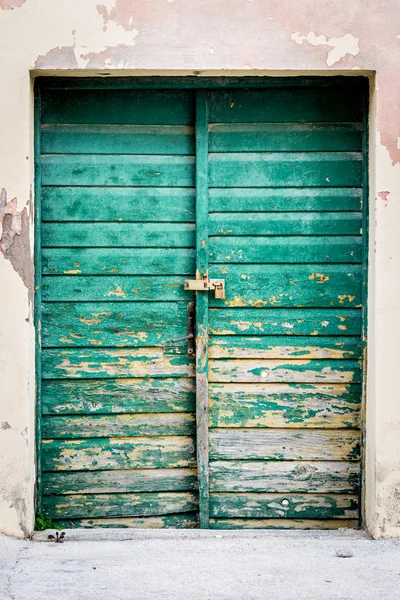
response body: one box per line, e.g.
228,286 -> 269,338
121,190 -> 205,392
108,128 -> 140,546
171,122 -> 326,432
41,124 -> 195,155
209,123 -> 362,152
209,383 -> 361,429
42,275 -> 193,302
208,359 -> 361,383
42,413 -> 195,439
208,264 -> 362,309
209,188 -> 362,213
41,154 -> 195,187
42,378 -> 195,415
209,236 -> 362,264
42,187 -> 195,222
42,348 -> 195,379
209,88 -> 363,123
41,89 -> 194,125
209,152 -> 362,188
53,514 -> 199,529
42,248 -> 195,275
209,460 -> 360,492
41,301 -> 188,348
209,518 -> 358,530
209,336 -> 361,359
209,308 -> 362,336
209,493 -> 358,519
42,491 -> 198,519
43,468 -> 198,495
42,222 -> 195,248
209,429 -> 360,461
42,436 -> 196,471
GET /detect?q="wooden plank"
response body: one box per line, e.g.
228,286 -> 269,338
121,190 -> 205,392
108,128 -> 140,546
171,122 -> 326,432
42,222 -> 195,248
42,187 -> 195,222
42,248 -> 195,276
209,188 -> 362,213
209,308 -> 362,336
209,236 -> 362,264
209,152 -> 362,188
42,413 -> 195,439
209,336 -> 361,359
195,89 -> 210,528
42,275 -> 193,302
209,383 -> 361,429
41,124 -> 195,155
42,377 -> 195,415
209,518 -> 358,530
42,436 -> 196,471
209,88 -> 363,123
41,301 -> 189,348
43,468 -> 198,495
41,89 -> 195,125
53,514 -> 199,529
42,491 -> 198,519
41,154 -> 195,187
209,122 -> 362,152
209,429 -> 360,461
42,348 -> 195,379
209,359 -> 361,383
209,460 -> 360,493
209,493 -> 358,519
208,264 -> 362,309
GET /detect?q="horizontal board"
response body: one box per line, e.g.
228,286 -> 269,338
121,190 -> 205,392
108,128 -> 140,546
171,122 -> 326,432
209,336 -> 361,359
209,493 -> 358,519
209,122 -> 362,152
209,383 -> 361,429
209,308 -> 362,336
41,89 -> 195,125
42,436 -> 196,471
53,514 -> 199,529
42,247 -> 195,276
209,152 -> 362,188
210,460 -> 359,492
42,275 -> 193,302
42,491 -> 198,519
42,378 -> 195,415
42,222 -> 195,248
209,518 -> 358,530
209,88 -> 363,123
42,187 -> 195,222
41,154 -> 195,187
209,236 -> 362,264
41,124 -> 195,155
42,413 -> 195,439
209,188 -> 362,212
43,468 -> 198,495
209,359 -> 361,383
41,302 -> 189,347
42,348 -> 195,379
209,429 -> 360,461
208,264 -> 362,308
209,213 -> 362,236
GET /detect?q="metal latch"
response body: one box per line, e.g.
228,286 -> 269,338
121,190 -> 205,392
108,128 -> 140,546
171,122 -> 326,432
184,277 -> 226,299
166,302 -> 195,355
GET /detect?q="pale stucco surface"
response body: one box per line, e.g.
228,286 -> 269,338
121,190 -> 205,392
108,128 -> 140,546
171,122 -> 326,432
0,0 -> 399,538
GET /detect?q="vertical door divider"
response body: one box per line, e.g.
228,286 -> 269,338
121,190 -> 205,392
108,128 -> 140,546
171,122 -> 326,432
195,90 -> 210,528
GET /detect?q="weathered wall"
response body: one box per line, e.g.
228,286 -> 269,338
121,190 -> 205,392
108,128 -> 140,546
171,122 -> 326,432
0,0 -> 399,538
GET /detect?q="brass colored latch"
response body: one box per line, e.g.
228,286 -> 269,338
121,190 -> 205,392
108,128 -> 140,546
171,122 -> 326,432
184,277 -> 226,299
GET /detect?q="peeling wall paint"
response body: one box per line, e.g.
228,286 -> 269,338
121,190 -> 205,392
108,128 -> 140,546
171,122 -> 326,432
0,0 -> 400,538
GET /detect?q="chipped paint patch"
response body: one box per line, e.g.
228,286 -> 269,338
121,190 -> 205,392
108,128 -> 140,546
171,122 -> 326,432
0,0 -> 26,9
291,31 -> 360,67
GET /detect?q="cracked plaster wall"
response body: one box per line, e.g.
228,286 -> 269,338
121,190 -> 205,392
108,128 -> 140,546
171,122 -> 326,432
0,0 -> 399,538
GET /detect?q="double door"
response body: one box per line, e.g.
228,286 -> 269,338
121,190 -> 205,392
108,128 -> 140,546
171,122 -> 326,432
37,78 -> 366,529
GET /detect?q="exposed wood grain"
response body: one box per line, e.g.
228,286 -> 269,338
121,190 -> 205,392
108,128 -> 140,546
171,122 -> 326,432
53,514 -> 199,529
209,518 -> 358,529
209,460 -> 360,493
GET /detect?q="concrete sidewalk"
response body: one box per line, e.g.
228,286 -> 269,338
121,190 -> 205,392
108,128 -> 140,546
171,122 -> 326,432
1,529 -> 400,600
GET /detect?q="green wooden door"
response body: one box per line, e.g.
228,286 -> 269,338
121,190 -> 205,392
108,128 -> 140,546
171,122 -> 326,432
36,78 -> 367,529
